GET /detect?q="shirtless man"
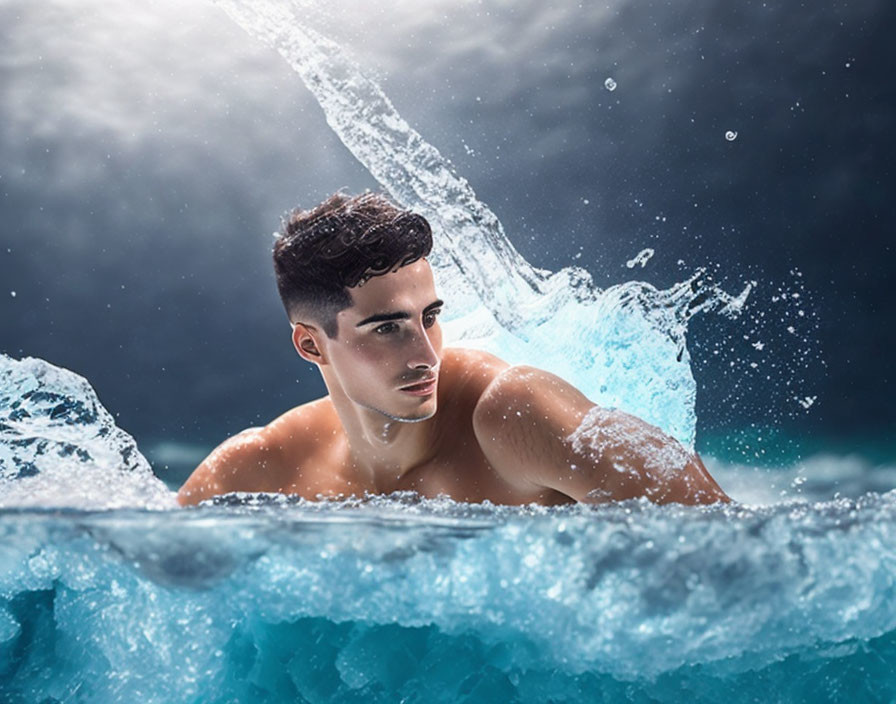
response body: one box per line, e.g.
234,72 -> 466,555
177,192 -> 729,507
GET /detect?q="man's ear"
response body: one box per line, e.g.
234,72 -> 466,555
291,323 -> 328,365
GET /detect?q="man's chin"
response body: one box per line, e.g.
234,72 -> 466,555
389,408 -> 437,423
382,402 -> 438,423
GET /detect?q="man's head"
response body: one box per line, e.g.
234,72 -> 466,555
274,192 -> 443,422
273,191 -> 433,338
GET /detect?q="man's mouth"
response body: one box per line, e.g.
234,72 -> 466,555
399,377 -> 438,395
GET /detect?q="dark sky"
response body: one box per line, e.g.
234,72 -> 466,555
1,0 -> 893,479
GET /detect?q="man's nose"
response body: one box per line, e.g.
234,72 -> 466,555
407,327 -> 439,370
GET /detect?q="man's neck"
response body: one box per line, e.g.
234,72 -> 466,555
327,390 -> 441,490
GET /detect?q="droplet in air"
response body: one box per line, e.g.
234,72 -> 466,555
725,130 -> 738,142
797,396 -> 817,410
604,77 -> 617,92
625,248 -> 655,269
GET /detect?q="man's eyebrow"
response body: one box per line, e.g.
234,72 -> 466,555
355,299 -> 444,327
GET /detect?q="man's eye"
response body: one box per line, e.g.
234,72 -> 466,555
423,309 -> 442,328
374,322 -> 399,335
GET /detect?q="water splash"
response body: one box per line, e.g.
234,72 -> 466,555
213,0 -> 750,447
0,354 -> 172,509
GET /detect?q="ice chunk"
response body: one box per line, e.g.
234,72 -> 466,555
0,355 -> 174,509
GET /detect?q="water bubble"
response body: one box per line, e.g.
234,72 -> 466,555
725,130 -> 738,142
604,77 -> 617,92
9,291 -> 15,298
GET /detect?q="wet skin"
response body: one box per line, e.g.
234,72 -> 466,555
177,259 -> 730,507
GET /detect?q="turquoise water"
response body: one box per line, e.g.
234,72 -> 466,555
2,490 -> 896,702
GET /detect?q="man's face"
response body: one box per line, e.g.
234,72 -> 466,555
323,258 -> 444,422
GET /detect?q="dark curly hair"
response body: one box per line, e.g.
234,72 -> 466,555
273,192 -> 433,338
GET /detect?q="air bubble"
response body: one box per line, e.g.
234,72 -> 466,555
604,77 -> 617,92
725,130 -> 738,142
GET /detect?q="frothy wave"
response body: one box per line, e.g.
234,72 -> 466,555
2,491 -> 896,701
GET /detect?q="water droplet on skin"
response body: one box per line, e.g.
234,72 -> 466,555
725,130 -> 738,141
604,77 -> 617,91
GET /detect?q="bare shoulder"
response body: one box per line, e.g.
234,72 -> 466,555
440,347 -> 510,403
176,397 -> 340,506
176,424 -> 284,506
470,364 -> 596,492
470,364 -> 730,504
473,364 -> 593,434
267,396 -> 342,451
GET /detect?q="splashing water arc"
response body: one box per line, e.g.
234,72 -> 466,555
213,0 -> 750,448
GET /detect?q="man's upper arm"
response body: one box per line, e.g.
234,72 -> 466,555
176,428 -> 283,506
472,365 -> 729,505
472,365 -> 595,494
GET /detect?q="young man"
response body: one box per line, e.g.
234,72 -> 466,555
177,193 -> 729,507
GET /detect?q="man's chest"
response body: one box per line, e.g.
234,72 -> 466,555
390,440 -> 572,506
286,434 -> 556,505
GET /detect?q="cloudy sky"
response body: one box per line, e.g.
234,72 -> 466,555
1,0 -> 893,479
